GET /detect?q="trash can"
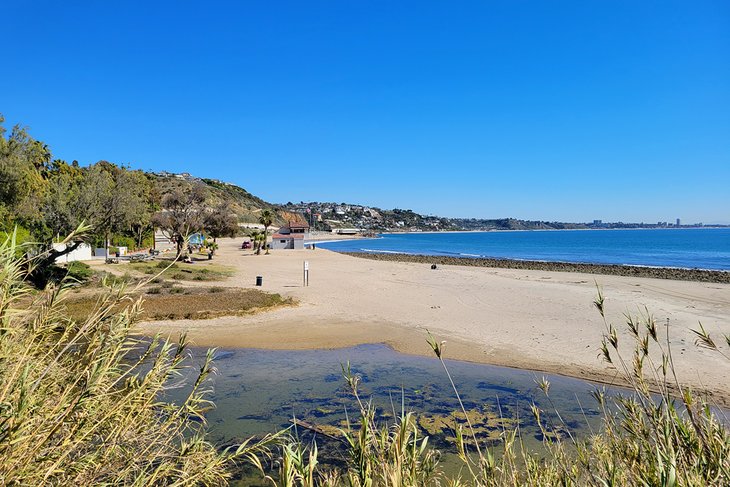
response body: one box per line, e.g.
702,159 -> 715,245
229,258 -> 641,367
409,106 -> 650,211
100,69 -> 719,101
255,276 -> 263,286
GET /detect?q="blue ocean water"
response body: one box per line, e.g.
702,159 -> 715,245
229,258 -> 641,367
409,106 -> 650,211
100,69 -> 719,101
316,228 -> 730,270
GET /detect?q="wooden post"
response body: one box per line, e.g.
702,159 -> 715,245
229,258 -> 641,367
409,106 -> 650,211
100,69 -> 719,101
303,260 -> 309,287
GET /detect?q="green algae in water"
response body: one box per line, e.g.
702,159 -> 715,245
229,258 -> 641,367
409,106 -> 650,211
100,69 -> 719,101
166,344 -> 618,450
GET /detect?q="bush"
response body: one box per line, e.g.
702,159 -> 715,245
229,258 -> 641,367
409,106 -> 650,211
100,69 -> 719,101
156,260 -> 178,269
0,226 -> 33,254
112,235 -> 136,251
65,261 -> 93,282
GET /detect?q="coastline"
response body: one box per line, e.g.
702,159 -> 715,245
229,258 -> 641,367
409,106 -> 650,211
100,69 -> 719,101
138,238 -> 730,406
379,226 -> 729,235
338,252 -> 730,283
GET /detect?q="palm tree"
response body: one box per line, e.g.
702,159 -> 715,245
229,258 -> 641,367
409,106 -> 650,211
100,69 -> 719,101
248,229 -> 262,254
258,209 -> 274,255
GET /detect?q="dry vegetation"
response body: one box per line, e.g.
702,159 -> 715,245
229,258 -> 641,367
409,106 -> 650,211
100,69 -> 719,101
0,231 -> 279,485
59,256 -> 292,322
63,287 -> 292,322
127,259 -> 235,282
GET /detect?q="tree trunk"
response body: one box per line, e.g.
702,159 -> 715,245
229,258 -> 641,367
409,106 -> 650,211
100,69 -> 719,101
263,225 -> 269,254
29,241 -> 85,289
136,226 -> 144,249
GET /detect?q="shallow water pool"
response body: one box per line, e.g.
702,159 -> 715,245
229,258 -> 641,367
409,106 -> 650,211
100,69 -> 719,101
166,343 -> 621,453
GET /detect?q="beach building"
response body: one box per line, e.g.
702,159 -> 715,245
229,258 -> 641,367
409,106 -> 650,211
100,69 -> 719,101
52,242 -> 93,263
270,221 -> 310,250
334,228 -> 359,235
271,233 -> 305,249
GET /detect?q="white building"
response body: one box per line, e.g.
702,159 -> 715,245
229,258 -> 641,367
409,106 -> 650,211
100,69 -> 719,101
52,242 -> 93,263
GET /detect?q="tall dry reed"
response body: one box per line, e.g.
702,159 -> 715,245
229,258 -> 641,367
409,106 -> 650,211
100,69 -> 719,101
0,228 -> 277,485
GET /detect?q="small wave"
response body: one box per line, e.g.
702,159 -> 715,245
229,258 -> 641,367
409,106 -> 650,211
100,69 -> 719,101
360,249 -> 413,255
438,250 -> 462,255
459,253 -> 484,258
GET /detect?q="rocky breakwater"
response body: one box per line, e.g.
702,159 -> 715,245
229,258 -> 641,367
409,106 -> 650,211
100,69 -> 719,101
340,252 -> 730,284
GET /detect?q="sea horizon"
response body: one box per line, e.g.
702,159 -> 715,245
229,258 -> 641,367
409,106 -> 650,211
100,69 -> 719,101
318,227 -> 730,271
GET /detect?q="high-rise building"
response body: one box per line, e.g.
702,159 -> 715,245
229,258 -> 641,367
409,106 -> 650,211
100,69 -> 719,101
676,218 -> 681,227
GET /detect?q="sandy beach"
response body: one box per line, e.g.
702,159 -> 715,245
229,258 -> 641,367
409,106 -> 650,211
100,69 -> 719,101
139,238 -> 730,404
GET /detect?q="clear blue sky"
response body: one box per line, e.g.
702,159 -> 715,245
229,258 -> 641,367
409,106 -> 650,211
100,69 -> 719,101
2,1 -> 728,223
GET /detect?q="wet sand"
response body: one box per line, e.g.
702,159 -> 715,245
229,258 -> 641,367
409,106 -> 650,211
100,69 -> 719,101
138,238 -> 730,405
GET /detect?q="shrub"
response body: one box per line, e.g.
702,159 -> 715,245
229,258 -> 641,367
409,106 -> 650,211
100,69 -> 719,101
65,261 -> 93,282
112,235 -> 136,251
156,260 -> 178,269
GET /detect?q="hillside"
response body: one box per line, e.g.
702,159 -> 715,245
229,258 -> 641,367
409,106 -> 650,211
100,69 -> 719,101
150,172 -> 301,227
280,202 -> 590,232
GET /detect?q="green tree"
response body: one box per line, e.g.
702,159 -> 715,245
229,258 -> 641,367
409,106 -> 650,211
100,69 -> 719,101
71,162 -> 148,255
0,115 -> 50,229
34,160 -> 85,240
204,203 -> 238,243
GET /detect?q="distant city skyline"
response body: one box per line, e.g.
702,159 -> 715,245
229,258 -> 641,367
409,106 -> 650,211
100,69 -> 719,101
2,1 -> 728,224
